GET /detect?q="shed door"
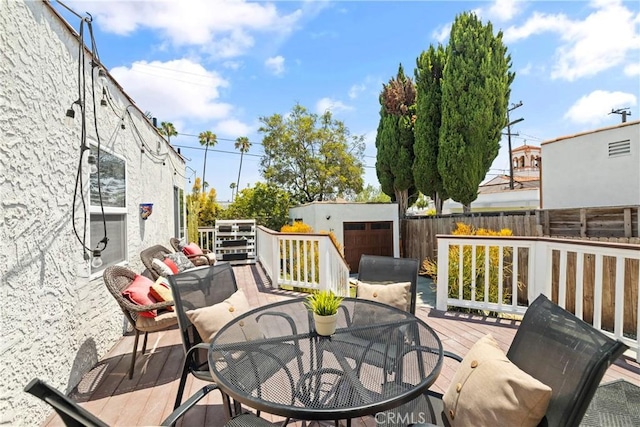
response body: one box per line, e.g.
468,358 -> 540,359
343,221 -> 393,273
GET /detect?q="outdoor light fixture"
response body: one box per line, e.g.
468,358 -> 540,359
100,88 -> 107,107
91,249 -> 103,268
65,108 -> 75,127
87,154 -> 98,174
97,67 -> 107,87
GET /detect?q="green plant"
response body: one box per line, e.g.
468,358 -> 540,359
304,290 -> 344,316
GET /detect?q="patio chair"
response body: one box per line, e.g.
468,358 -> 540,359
356,254 -> 420,313
168,263 -> 301,416
24,378 -> 222,426
103,265 -> 178,379
170,237 -> 216,267
140,244 -> 174,280
404,294 -> 629,427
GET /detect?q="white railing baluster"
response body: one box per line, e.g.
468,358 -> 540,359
458,244 -> 463,301
471,245 -> 477,303
484,245 -> 490,303
512,245 -> 518,310
498,245 -> 504,308
436,238 -> 449,311
614,256 -> 625,340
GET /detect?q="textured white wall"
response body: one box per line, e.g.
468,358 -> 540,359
542,122 -> 640,209
443,188 -> 540,213
0,2 -> 185,425
289,203 -> 400,256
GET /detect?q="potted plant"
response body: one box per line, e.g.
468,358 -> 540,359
304,290 -> 344,336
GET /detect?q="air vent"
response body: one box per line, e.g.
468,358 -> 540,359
608,140 -> 631,157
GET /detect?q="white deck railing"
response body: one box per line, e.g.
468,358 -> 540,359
196,227 -> 216,252
436,235 -> 640,361
256,226 -> 350,296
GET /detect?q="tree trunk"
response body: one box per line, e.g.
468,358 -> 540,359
462,203 -> 471,213
236,152 -> 244,193
395,189 -> 409,219
435,192 -> 444,215
202,146 -> 209,190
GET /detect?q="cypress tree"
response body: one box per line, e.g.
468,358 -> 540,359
414,44 -> 447,213
438,12 -> 514,211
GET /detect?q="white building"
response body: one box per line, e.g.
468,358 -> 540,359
289,202 -> 400,273
1,2 -> 186,424
541,120 -> 640,209
443,145 -> 541,213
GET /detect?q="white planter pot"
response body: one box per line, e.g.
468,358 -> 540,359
313,312 -> 338,336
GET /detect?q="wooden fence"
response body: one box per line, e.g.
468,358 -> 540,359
403,206 -> 640,265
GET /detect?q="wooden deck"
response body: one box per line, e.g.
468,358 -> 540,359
43,264 -> 640,427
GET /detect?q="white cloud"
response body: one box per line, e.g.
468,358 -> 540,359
486,0 -> 521,22
110,59 -> 232,121
504,1 -> 640,81
564,90 -> 637,124
348,83 -> 366,99
432,23 -> 451,43
265,55 -> 285,76
316,97 -> 353,114
222,60 -> 242,70
518,62 -> 532,76
79,0 -> 303,58
215,119 -> 253,137
624,62 -> 640,77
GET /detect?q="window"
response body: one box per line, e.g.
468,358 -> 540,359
174,186 -> 184,239
90,145 -> 127,273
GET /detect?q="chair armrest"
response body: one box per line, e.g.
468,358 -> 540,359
443,350 -> 463,363
256,311 -> 298,335
160,384 -> 218,426
121,298 -> 174,313
185,253 -> 214,265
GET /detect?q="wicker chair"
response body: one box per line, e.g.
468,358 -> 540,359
140,244 -> 174,280
170,237 -> 216,267
103,265 -> 178,379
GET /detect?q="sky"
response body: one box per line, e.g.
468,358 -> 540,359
54,0 -> 640,202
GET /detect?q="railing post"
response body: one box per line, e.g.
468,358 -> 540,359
436,236 -> 449,311
318,238 -> 328,292
529,239 -> 552,303
272,235 -> 280,288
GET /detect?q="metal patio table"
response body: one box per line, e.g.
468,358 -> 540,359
208,297 -> 443,424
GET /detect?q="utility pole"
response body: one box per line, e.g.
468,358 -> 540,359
609,108 -> 632,123
505,101 -> 524,190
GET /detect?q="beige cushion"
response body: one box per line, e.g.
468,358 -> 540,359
355,280 -> 411,312
443,334 -> 552,427
186,290 -> 262,343
135,310 -> 178,332
149,277 -> 174,311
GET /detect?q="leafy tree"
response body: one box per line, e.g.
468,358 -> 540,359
222,182 -> 291,231
375,64 -> 416,218
414,45 -> 448,213
198,130 -> 217,191
234,136 -> 251,194
186,177 -> 222,227
159,121 -> 177,143
258,104 -> 365,203
354,184 -> 392,203
438,12 -> 514,212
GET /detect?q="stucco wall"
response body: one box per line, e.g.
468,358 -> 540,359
0,2 -> 185,424
443,188 -> 540,213
541,121 -> 640,209
289,202 -> 400,256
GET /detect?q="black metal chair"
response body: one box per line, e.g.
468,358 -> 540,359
357,254 -> 420,313
407,294 -> 629,427
24,378 -> 217,427
168,263 -> 240,411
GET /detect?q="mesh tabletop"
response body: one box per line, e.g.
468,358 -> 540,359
209,298 -> 443,421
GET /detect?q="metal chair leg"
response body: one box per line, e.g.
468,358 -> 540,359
173,360 -> 190,410
142,331 -> 149,354
129,330 -> 140,379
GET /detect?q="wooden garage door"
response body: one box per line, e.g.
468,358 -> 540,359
343,221 -> 393,273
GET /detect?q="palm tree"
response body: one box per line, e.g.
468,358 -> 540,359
229,182 -> 237,202
234,136 -> 251,193
198,130 -> 217,191
159,122 -> 178,143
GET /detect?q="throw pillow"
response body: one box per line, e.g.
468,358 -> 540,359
122,274 -> 158,318
182,242 -> 204,256
152,258 -> 174,277
442,334 -> 552,427
164,252 -> 195,272
149,277 -> 174,311
355,280 -> 411,312
162,258 -> 179,274
186,290 -> 262,343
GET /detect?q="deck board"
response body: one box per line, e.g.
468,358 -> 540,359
42,263 -> 640,427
